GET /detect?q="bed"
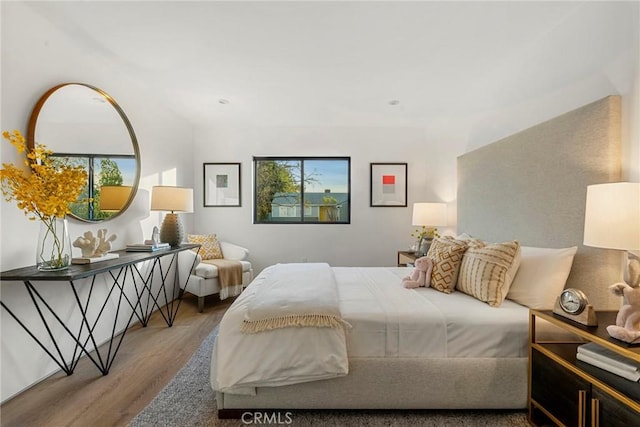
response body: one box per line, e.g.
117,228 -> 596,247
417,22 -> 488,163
212,96 -> 624,415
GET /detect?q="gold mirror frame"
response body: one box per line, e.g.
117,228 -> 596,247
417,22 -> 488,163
27,83 -> 141,222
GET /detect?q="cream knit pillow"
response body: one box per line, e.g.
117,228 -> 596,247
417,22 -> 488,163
456,241 -> 521,307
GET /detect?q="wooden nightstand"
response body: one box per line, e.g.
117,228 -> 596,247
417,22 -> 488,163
397,251 -> 418,267
529,309 -> 640,426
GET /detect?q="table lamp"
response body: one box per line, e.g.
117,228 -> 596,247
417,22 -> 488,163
583,182 -> 640,343
150,186 -> 194,246
412,202 -> 447,256
100,185 -> 132,212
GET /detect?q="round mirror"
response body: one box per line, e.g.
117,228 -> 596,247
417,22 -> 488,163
27,83 -> 140,222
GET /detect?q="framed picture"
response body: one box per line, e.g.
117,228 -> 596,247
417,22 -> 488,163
203,163 -> 241,207
370,163 -> 407,207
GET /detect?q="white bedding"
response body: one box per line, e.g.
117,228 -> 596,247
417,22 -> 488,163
211,265 -> 530,394
337,267 -> 530,358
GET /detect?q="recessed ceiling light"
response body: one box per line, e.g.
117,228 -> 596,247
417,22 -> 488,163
388,100 -> 400,106
219,99 -> 230,105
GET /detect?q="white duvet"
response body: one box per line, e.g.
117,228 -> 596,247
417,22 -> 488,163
211,265 -> 530,394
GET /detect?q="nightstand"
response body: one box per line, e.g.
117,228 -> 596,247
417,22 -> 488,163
529,309 -> 640,426
397,251 -> 417,267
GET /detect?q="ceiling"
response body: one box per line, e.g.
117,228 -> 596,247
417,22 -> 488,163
22,1 -> 637,128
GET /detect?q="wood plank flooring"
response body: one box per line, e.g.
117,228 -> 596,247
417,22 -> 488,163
0,294 -> 232,427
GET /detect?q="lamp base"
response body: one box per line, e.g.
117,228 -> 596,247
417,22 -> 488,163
415,236 -> 433,257
626,252 -> 640,288
160,213 -> 184,246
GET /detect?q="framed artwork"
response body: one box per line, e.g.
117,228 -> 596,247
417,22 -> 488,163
203,163 -> 241,207
370,163 -> 407,207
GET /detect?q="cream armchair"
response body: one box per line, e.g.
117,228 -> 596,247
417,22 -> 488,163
179,241 -> 253,312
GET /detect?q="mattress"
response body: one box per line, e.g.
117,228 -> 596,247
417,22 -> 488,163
211,265 -> 529,394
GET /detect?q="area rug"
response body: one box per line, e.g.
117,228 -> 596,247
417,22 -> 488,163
129,326 -> 529,427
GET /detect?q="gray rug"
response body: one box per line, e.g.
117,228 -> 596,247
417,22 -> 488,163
129,326 -> 529,427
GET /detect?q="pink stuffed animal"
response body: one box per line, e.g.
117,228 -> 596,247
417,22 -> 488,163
607,282 -> 640,344
402,256 -> 433,289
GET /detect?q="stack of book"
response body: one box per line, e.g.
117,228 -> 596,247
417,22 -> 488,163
72,252 -> 120,264
576,342 -> 640,382
125,242 -> 171,252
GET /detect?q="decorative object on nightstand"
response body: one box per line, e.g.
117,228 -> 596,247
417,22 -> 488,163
411,202 -> 447,256
583,182 -> 640,343
552,287 -> 598,326
150,186 -> 194,246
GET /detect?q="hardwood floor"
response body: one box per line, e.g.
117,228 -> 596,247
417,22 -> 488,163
0,294 -> 232,427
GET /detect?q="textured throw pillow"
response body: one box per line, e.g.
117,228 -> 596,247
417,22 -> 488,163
506,246 -> 578,309
447,233 -> 486,249
187,234 -> 223,260
426,238 -> 469,293
456,241 -> 521,307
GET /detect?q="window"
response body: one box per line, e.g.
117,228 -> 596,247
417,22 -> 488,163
254,157 -> 351,224
51,153 -> 137,221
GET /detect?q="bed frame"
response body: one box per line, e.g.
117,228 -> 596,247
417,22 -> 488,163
216,95 -> 623,415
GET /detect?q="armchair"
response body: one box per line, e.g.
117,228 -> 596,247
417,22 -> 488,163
179,241 -> 253,312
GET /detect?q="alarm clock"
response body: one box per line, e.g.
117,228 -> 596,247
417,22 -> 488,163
552,288 -> 598,326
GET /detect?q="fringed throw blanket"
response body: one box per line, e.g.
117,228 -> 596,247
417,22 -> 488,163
241,262 -> 349,333
201,259 -> 243,300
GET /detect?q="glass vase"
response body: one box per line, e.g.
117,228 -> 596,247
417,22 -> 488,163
36,216 -> 72,271
415,237 -> 433,257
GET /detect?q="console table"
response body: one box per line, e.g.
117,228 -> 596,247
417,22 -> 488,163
0,244 -> 200,376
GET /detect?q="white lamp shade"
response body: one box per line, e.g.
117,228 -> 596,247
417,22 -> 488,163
150,186 -> 194,213
583,182 -> 640,250
100,185 -> 132,211
412,202 -> 447,227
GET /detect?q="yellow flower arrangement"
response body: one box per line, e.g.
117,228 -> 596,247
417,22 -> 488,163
1,130 -> 87,219
1,130 -> 88,269
410,225 -> 440,240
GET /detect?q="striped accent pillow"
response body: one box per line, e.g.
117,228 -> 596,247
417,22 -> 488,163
426,238 -> 469,293
456,241 -> 521,307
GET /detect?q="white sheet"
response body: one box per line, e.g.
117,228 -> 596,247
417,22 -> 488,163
336,267 -> 529,358
211,266 -> 530,394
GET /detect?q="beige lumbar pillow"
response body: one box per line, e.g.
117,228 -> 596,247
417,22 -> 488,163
456,240 -> 521,307
506,246 -> 577,309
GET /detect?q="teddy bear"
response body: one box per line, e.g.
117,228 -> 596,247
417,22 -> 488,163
402,256 -> 433,289
606,282 -> 640,344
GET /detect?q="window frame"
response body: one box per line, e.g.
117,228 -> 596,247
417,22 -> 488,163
51,152 -> 137,221
253,156 -> 351,224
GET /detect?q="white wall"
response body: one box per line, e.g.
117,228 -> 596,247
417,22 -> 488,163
192,126 -> 458,274
0,2 -> 194,401
192,2 -> 640,276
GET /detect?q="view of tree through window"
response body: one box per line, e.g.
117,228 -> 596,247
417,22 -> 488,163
52,154 -> 136,221
254,157 -> 350,224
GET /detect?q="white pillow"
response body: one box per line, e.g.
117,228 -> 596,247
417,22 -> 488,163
506,246 -> 578,309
